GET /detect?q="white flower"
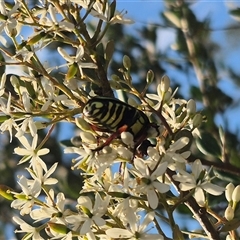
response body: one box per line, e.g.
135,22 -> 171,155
0,94 -> 19,142
0,114 -> 17,143
70,0 -> 91,9
0,1 -> 21,39
58,46 -> 97,77
106,212 -> 163,240
161,137 -> 191,172
14,135 -> 50,171
27,162 -> 58,186
68,193 -> 110,235
41,84 -> 68,111
132,159 -> 170,209
94,147 -> 118,176
111,197 -> 138,227
173,159 -> 225,206
15,47 -> 34,62
13,216 -> 44,240
48,4 -> 75,31
15,117 -> 38,137
64,145 -> 93,170
37,4 -> 74,31
21,91 -> 32,112
71,0 -> 133,24
11,176 -> 41,215
30,190 -> 68,223
0,93 -> 12,115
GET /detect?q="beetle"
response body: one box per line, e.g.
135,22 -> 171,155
82,96 -> 161,153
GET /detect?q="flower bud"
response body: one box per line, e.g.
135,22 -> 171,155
0,185 -> 15,200
232,185 -> 240,203
76,118 -> 92,132
71,136 -> 82,147
123,55 -> 131,70
121,132 -> 134,148
48,222 -> 70,234
192,113 -> 202,128
187,99 -> 196,115
147,147 -> 159,161
10,75 -> 20,89
80,132 -> 96,144
225,205 -> 234,221
160,75 -> 170,93
225,183 -> 235,202
146,70 -> 154,84
109,80 -> 122,90
117,146 -> 133,160
111,74 -> 121,82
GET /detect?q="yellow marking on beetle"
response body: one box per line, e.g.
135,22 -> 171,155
94,102 -> 104,109
100,102 -> 113,124
106,105 -> 125,129
129,116 -> 146,136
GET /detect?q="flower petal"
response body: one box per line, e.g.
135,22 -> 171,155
106,228 -> 132,238
147,189 -> 158,209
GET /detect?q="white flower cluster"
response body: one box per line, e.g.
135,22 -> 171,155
0,70 -> 226,239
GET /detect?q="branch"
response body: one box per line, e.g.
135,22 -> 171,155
188,155 -> 240,177
167,169 -> 221,240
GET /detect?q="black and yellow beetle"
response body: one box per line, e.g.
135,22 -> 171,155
82,96 -> 162,154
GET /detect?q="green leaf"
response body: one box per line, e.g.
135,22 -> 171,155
0,185 -> 15,200
196,132 -> 221,158
108,0 -> 116,21
27,32 -> 46,46
60,139 -> 74,147
105,40 -> 115,68
229,8 -> 240,19
24,81 -> 36,100
214,168 -> 240,185
66,63 -> 78,80
48,222 -> 70,234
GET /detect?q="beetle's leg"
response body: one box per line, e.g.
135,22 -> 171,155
136,139 -> 155,157
93,125 -> 128,151
131,132 -> 148,154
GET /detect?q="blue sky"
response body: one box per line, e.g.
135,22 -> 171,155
116,1 -> 240,137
